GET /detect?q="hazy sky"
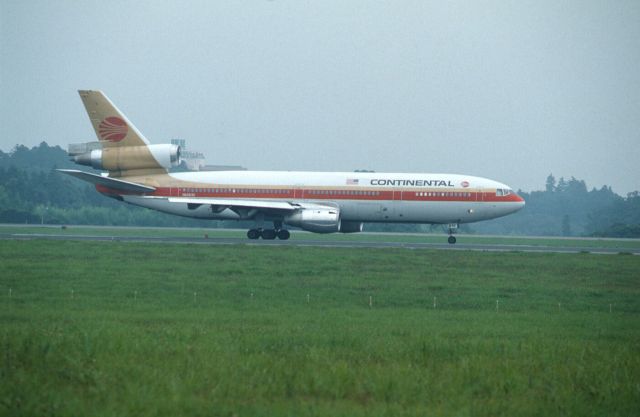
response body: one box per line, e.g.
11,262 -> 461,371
1,1 -> 639,194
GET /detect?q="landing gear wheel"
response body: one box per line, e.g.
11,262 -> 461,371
261,229 -> 277,240
448,235 -> 457,244
247,229 -> 261,239
277,229 -> 290,240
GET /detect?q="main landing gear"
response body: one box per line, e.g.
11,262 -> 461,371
246,228 -> 290,240
247,221 -> 290,240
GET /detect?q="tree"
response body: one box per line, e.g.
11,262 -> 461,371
545,174 -> 556,193
556,177 -> 568,193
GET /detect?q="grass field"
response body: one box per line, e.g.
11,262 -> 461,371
1,240 -> 639,416
2,224 -> 640,249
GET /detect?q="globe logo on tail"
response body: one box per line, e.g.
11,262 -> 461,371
98,117 -> 128,142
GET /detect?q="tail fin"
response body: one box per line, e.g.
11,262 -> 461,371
78,90 -> 149,148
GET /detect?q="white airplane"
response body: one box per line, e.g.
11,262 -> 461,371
59,90 -> 525,243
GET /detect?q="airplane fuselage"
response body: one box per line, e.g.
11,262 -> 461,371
109,170 -> 524,225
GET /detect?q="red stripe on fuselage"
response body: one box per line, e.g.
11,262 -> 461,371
128,186 -> 523,203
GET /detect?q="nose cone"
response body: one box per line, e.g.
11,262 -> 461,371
516,193 -> 525,208
511,192 -> 526,214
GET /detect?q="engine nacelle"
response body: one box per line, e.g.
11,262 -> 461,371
284,208 -> 341,233
339,221 -> 363,233
73,144 -> 181,171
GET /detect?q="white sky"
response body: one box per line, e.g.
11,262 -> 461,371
1,0 -> 639,194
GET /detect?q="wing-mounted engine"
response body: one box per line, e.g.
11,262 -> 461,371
69,142 -> 180,171
284,207 -> 341,233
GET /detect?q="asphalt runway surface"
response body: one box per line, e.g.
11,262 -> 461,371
2,232 -> 638,255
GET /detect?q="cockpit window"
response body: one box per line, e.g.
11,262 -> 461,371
496,188 -> 513,196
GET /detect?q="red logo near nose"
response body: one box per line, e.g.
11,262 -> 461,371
461,181 -> 469,188
98,117 -> 128,142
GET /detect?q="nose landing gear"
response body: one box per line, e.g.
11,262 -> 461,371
447,223 -> 458,244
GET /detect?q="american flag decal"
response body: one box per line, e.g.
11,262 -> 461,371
346,178 -> 359,185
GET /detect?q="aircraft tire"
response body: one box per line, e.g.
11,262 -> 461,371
277,229 -> 290,240
448,236 -> 457,244
262,229 -> 277,240
247,229 -> 261,239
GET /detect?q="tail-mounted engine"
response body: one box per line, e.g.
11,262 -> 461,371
69,143 -> 180,171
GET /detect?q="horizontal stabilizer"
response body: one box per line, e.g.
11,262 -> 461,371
57,169 -> 155,193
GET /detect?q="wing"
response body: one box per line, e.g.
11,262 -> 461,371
57,169 -> 156,193
168,197 -> 299,211
167,197 -> 335,218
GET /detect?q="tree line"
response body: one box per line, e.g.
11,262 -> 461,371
1,142 -> 638,237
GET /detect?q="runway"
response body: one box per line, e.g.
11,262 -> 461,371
2,231 -> 638,255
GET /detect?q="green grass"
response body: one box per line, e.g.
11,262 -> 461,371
2,224 -> 640,249
1,240 -> 639,416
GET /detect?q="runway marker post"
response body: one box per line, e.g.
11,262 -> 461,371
433,296 -> 437,309
307,293 -> 310,303
369,296 -> 373,308
496,299 -> 499,312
